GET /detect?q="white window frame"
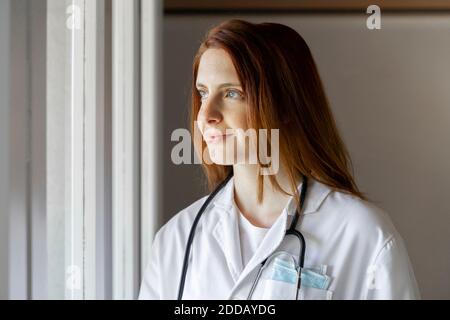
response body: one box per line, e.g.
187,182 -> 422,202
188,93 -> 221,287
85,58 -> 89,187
85,0 -> 113,300
140,0 -> 162,289
46,0 -> 113,300
65,0 -> 113,300
65,0 -> 85,300
111,0 -> 162,299
60,0 -> 161,300
111,0 -> 141,300
0,0 -> 160,300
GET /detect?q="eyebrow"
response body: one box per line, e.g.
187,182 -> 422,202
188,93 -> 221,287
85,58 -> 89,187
195,82 -> 242,89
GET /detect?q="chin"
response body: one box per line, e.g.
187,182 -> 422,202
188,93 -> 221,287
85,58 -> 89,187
208,153 -> 231,165
208,148 -> 251,166
207,147 -> 234,165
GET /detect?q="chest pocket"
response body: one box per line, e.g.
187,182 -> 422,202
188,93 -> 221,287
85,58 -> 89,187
298,286 -> 333,300
298,265 -> 333,300
259,262 -> 334,300
259,278 -> 334,300
247,251 -> 333,300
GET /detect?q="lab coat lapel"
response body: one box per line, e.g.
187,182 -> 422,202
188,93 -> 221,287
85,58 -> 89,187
232,196 -> 293,288
228,178 -> 332,298
212,178 -> 244,282
210,176 -> 332,298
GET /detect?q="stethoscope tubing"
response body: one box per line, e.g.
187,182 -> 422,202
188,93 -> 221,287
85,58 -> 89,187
177,171 -> 308,300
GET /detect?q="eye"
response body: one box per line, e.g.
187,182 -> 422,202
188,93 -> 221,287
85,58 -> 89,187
197,89 -> 208,100
225,89 -> 242,99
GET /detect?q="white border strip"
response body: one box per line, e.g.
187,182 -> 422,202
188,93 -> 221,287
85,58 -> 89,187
65,0 -> 85,300
112,0 -> 140,300
140,0 -> 162,285
85,0 -> 109,300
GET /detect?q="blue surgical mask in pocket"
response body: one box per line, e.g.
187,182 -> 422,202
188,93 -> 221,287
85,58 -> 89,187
258,251 -> 300,299
269,257 -> 298,284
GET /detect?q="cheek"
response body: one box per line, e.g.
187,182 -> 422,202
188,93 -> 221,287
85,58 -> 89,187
195,116 -> 205,134
227,108 -> 248,130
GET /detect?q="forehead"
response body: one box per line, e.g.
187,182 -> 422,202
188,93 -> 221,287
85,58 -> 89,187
196,48 -> 240,85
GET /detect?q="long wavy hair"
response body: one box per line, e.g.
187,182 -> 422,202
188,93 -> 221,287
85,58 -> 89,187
190,19 -> 367,208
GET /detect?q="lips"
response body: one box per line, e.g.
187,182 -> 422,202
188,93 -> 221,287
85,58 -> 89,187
204,128 -> 233,144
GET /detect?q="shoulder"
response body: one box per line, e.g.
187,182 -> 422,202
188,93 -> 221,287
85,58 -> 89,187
310,181 -> 420,299
154,194 -> 210,246
325,186 -> 396,231
316,183 -> 402,253
140,194 -> 214,299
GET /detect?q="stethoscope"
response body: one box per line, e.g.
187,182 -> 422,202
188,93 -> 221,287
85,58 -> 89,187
177,171 -> 308,300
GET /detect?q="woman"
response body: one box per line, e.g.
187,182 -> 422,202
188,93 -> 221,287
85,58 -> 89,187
139,19 -> 420,300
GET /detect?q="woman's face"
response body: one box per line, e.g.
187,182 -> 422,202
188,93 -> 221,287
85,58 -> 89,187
196,48 -> 250,165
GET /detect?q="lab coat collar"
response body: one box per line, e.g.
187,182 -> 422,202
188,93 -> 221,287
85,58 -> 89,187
211,175 -> 332,286
213,175 -> 330,216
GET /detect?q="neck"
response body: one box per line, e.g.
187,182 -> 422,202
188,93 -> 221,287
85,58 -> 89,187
232,164 -> 298,228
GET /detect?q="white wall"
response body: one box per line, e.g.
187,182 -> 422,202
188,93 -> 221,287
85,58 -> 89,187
163,14 -> 450,299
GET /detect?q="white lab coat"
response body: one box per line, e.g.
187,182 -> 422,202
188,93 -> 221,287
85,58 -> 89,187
139,177 -> 420,300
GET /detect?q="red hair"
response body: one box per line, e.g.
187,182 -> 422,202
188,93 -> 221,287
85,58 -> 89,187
190,19 -> 367,206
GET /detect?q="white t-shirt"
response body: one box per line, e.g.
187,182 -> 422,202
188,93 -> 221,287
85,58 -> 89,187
238,211 -> 270,268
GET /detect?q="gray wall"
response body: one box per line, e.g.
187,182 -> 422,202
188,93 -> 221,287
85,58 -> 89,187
163,14 -> 450,299
0,0 -> 31,299
0,0 -> 47,299
0,0 -> 12,300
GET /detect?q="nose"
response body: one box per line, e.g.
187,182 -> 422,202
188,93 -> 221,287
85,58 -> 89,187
197,97 -> 223,126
